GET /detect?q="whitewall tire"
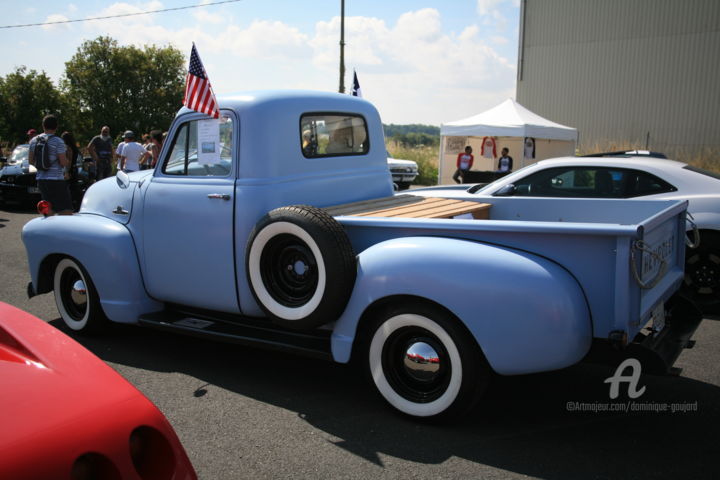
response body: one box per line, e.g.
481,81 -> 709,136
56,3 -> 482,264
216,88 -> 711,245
366,304 -> 490,420
246,205 -> 356,330
53,258 -> 107,333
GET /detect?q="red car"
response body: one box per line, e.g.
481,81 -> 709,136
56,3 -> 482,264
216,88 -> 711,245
0,302 -> 197,480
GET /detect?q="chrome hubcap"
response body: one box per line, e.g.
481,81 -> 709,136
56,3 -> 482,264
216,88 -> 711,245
403,342 -> 441,382
382,327 -> 451,403
71,280 -> 87,306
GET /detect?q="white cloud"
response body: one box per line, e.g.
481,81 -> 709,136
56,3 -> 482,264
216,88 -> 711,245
215,21 -> 310,59
459,25 -> 480,41
58,4 -> 516,124
193,7 -> 224,24
79,3 -> 308,60
476,0 -> 509,30
41,14 -> 71,31
477,0 -> 504,15
309,9 -> 516,123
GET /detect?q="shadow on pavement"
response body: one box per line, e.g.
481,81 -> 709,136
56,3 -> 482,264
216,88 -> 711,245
50,319 -> 720,480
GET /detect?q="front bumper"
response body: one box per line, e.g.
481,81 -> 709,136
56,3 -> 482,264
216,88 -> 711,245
0,183 -> 40,205
391,173 -> 418,183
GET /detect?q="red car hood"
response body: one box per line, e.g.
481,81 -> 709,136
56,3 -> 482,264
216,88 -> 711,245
0,302 -> 196,479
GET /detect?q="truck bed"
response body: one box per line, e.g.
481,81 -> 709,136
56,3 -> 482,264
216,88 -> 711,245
330,195 -> 689,342
325,194 -> 491,219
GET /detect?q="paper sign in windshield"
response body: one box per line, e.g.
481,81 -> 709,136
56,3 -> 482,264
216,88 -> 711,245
198,118 -> 221,165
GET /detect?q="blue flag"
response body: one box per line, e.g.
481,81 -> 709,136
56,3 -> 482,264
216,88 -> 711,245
351,70 -> 362,98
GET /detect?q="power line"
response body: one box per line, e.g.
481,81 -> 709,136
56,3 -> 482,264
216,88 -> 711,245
0,0 -> 244,29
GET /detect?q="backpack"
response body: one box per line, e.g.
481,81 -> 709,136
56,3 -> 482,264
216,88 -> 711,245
33,134 -> 54,171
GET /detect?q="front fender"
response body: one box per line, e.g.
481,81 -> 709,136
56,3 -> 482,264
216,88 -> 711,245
331,236 -> 592,375
22,214 -> 161,323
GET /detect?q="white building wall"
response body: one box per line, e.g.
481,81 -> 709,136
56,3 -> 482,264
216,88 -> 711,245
516,0 -> 720,160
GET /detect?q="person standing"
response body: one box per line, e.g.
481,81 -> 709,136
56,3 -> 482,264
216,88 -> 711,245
118,131 -> 148,173
61,131 -> 81,182
115,136 -> 125,172
140,133 -> 153,170
497,147 -> 513,173
28,115 -> 72,215
87,126 -> 114,181
148,129 -> 163,168
453,146 -> 474,184
61,131 -> 84,210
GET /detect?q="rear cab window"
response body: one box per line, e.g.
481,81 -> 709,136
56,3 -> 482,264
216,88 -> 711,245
300,113 -> 369,158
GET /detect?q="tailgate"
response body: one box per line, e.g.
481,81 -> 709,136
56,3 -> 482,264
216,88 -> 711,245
624,200 -> 688,339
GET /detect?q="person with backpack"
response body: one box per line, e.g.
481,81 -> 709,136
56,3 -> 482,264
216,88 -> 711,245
28,114 -> 73,215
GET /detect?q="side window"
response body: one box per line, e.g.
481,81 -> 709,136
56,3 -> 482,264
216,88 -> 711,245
300,113 -> 369,158
512,167 -> 623,198
162,115 -> 233,176
512,167 -> 585,196
626,170 -> 676,197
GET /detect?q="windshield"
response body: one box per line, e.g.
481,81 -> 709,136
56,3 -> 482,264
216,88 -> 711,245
683,165 -> 720,181
471,162 -> 539,193
10,145 -> 29,164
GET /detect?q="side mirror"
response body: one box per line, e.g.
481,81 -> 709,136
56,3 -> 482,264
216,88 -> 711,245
116,170 -> 130,189
494,184 -> 517,196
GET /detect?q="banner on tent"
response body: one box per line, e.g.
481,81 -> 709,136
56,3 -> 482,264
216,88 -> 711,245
446,136 -> 467,153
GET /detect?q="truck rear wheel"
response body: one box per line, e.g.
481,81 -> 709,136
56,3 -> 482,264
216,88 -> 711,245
247,205 -> 356,330
53,258 -> 108,334
365,303 -> 490,421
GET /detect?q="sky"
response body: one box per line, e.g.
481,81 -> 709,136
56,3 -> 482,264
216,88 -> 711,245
0,0 -> 520,126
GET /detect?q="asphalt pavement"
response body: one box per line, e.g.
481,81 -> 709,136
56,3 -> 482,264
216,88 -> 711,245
1,205 -> 719,479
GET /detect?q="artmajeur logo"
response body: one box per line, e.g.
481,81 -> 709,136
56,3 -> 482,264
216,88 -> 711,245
604,358 -> 646,399
566,357 -> 698,414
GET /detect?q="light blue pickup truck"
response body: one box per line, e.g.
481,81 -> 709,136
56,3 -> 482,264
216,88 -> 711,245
23,91 -> 702,420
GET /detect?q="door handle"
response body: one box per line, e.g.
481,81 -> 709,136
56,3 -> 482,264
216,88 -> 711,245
207,193 -> 231,200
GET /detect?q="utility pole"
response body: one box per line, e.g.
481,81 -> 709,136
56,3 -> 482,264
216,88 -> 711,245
339,0 -> 345,93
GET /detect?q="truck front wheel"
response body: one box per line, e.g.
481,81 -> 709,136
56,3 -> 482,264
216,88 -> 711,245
53,258 -> 107,333
366,304 -> 490,421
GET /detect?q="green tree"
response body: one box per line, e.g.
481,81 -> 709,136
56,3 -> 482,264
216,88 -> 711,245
62,36 -> 185,141
0,66 -> 63,145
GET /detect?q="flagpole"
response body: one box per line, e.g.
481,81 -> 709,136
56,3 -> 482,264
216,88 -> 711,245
338,0 -> 345,93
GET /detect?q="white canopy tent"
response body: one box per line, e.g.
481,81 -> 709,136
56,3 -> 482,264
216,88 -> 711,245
438,99 -> 578,184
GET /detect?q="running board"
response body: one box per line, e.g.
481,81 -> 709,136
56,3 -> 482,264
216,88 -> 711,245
138,310 -> 333,360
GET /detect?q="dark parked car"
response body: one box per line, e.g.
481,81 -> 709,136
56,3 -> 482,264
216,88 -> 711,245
0,144 -> 92,210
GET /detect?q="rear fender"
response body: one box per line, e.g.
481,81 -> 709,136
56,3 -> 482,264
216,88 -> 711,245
22,214 -> 161,323
687,211 -> 720,233
331,236 -> 592,375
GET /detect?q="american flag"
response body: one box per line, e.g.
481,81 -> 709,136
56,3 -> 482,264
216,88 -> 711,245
183,43 -> 219,118
351,70 -> 362,98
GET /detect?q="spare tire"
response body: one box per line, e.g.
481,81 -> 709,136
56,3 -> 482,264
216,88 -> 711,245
246,205 -> 357,329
